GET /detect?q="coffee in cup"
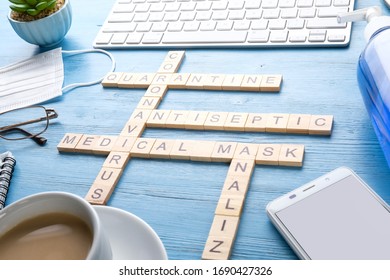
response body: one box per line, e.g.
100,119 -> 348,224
0,191 -> 112,260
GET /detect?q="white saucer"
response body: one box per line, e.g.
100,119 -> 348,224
93,206 -> 168,260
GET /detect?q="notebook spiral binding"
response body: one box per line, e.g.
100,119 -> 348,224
0,152 -> 16,210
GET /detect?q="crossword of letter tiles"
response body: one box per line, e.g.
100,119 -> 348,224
58,51 -> 333,260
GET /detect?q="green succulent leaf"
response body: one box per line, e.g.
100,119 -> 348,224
36,1 -> 48,11
26,8 -> 41,16
47,0 -> 57,9
25,0 -> 38,7
8,0 -> 26,5
9,3 -> 30,13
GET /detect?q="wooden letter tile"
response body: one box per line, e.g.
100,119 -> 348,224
260,74 -> 282,92
278,144 -> 305,167
164,50 -> 185,63
208,215 -> 240,239
184,111 -> 208,130
101,72 -> 123,87
168,73 -> 191,89
256,144 -> 282,165
165,110 -> 189,129
222,74 -> 244,91
129,109 -> 152,123
112,136 -> 137,152
211,142 -> 238,162
103,151 -> 131,169
189,140 -> 216,162
233,143 -> 259,160
170,140 -> 194,160
202,235 -> 234,260
93,167 -> 123,188
150,139 -> 175,159
204,112 -> 228,131
221,175 -> 251,198
265,113 -> 289,133
85,183 -> 114,205
130,138 -> 156,158
162,51 -> 185,74
215,195 -> 245,216
144,85 -> 168,99
74,135 -> 101,154
158,61 -> 181,74
117,73 -> 137,88
137,96 -> 161,110
132,73 -> 156,88
120,121 -> 145,137
309,115 -> 333,135
203,74 -> 225,90
57,133 -> 83,152
186,74 -> 207,89
92,135 -> 118,155
227,159 -> 255,178
224,113 -> 248,131
240,75 -> 262,91
245,113 -> 268,132
152,74 -> 173,85
146,110 -> 171,127
287,114 -> 311,134
159,51 -> 185,73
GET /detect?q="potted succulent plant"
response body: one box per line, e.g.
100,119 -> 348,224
8,0 -> 72,48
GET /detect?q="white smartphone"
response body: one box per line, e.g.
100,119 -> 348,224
266,167 -> 390,259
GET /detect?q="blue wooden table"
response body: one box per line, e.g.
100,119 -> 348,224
1,0 -> 390,260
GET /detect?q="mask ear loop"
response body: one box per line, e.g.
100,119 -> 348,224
61,49 -> 116,93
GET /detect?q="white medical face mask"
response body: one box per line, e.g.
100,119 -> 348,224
0,48 -> 115,113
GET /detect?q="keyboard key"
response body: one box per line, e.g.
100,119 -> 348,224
111,33 -> 128,44
279,0 -> 297,8
297,0 -> 314,7
248,31 -> 270,43
315,0 -> 331,7
183,21 -> 200,31
328,33 -> 346,42
308,30 -> 326,41
162,31 -> 247,44
200,21 -> 217,31
234,21 -> 251,31
143,32 -> 164,43
217,21 -> 234,31
289,33 -> 307,42
245,0 -> 261,9
287,19 -> 305,29
126,33 -> 144,44
108,13 -> 134,22
270,30 -> 289,42
333,0 -> 350,6
306,18 -> 347,29
95,33 -> 113,45
317,8 -> 348,18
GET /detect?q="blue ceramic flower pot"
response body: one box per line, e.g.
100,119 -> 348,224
8,0 -> 72,48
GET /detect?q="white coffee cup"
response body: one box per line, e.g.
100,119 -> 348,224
0,191 -> 112,260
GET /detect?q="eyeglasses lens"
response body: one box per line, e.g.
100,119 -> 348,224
0,106 -> 48,140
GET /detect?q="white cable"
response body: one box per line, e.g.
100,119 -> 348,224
61,48 -> 116,93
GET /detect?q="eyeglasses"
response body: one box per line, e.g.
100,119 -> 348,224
0,106 -> 58,145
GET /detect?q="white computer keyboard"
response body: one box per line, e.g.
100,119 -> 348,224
93,0 -> 355,49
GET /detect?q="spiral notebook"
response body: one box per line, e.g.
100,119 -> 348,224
0,151 -> 16,210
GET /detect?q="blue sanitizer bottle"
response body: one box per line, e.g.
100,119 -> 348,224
339,7 -> 390,167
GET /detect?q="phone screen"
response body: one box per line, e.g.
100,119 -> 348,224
275,175 -> 390,259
